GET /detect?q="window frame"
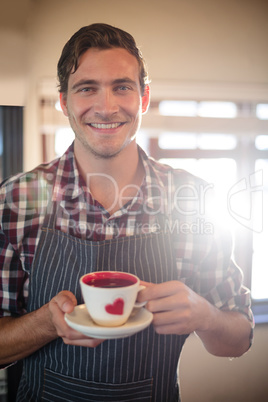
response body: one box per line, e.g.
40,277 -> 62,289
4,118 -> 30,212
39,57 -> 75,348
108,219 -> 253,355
140,99 -> 268,324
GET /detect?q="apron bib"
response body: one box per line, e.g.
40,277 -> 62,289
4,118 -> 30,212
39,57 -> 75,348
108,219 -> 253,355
17,204 -> 188,401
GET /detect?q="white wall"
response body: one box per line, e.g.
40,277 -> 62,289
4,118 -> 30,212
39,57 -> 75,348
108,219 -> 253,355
0,0 -> 29,106
1,0 -> 268,400
180,325 -> 268,401
1,0 -> 268,170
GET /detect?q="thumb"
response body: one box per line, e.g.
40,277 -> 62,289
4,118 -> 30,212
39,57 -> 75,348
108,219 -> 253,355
54,290 -> 78,313
140,280 -> 154,288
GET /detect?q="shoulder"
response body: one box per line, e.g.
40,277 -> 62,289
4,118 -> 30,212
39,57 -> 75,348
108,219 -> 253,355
1,158 -> 60,190
144,151 -> 209,188
0,157 -> 60,217
139,147 -> 215,220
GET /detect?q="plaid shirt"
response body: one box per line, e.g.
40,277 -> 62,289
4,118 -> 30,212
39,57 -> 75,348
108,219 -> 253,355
0,143 -> 253,325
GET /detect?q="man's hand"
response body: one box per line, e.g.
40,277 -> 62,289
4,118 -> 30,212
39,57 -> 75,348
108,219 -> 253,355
49,290 -> 104,348
138,280 -> 208,335
0,290 -> 104,365
138,280 -> 252,357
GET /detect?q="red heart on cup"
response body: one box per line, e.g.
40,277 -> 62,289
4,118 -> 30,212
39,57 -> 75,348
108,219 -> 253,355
105,298 -> 124,315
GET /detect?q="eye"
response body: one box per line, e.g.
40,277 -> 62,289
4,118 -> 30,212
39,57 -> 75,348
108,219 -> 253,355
115,85 -> 132,93
80,87 -> 94,93
76,86 -> 98,94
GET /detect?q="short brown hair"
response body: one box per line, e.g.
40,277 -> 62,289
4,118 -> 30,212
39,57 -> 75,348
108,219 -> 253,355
57,23 -> 149,94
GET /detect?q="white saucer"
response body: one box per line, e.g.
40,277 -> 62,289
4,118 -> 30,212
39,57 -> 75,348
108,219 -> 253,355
64,304 -> 153,339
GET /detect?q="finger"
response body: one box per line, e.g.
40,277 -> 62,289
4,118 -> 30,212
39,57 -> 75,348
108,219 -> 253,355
62,336 -> 105,348
53,290 -> 78,313
52,308 -> 103,348
153,322 -> 189,336
146,296 -> 175,314
47,292 -> 105,348
48,292 -> 77,336
137,281 -> 154,302
151,309 -> 192,335
152,309 -> 185,325
141,281 -> 183,302
62,317 -> 106,347
139,280 -> 154,287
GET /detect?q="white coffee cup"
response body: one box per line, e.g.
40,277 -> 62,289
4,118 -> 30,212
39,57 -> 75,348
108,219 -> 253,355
80,271 -> 146,327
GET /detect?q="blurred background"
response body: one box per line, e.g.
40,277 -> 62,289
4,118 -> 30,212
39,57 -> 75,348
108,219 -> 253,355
0,0 -> 267,401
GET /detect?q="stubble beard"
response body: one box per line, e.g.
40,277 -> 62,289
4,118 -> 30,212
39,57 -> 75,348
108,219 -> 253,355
73,126 -> 133,161
68,111 -> 140,161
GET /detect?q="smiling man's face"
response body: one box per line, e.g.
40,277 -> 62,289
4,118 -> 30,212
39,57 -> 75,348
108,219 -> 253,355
60,47 -> 150,160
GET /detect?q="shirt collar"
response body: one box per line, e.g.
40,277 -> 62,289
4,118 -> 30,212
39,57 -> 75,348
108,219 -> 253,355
53,142 -> 172,215
131,146 -> 172,214
53,142 -> 86,202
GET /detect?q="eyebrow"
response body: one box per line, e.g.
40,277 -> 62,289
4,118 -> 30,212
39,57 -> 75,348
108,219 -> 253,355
71,77 -> 138,92
112,78 -> 137,87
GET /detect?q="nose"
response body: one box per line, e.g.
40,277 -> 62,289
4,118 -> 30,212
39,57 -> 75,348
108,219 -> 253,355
94,89 -> 119,117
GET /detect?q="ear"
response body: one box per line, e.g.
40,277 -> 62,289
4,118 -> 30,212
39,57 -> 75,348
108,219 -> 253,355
59,92 -> 68,117
141,85 -> 150,114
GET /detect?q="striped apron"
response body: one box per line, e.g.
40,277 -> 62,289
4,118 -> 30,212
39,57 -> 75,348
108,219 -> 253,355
16,204 -> 188,401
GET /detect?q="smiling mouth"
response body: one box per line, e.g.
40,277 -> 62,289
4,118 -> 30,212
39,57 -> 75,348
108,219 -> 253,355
89,122 -> 124,129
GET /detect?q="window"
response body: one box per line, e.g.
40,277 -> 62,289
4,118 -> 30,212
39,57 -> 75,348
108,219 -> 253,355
55,127 -> 75,157
159,157 -> 236,225
158,100 -> 237,118
158,133 -> 197,149
139,99 -> 268,323
255,135 -> 268,150
159,101 -> 198,117
158,132 -> 237,150
197,101 -> 237,118
0,106 -> 23,181
256,103 -> 268,120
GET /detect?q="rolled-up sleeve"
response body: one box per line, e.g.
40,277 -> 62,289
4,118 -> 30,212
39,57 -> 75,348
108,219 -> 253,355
197,226 -> 254,325
0,229 -> 28,318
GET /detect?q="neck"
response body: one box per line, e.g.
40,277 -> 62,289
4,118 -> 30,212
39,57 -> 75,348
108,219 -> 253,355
74,141 -> 145,214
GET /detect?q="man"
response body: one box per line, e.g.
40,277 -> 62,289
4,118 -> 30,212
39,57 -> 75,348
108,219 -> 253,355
0,23 -> 253,401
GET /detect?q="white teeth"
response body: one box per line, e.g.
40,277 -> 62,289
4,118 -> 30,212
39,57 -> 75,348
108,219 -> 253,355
90,123 -> 121,129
